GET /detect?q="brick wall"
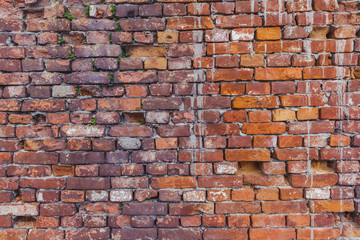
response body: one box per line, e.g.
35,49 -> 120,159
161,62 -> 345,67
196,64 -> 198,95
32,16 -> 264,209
0,0 -> 360,239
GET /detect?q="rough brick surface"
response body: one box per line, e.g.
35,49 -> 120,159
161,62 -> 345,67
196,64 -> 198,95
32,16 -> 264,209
0,0 -> 359,239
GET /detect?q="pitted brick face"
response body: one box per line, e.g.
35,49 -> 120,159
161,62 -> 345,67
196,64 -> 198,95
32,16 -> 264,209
0,0 -> 360,239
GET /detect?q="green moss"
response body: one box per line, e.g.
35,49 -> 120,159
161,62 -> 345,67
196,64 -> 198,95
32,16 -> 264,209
64,9 -> 74,21
110,4 -> 116,16
109,72 -> 114,84
58,36 -> 66,45
74,86 -> 81,95
68,50 -> 75,61
116,21 -> 121,32
85,6 -> 90,17
108,33 -> 112,44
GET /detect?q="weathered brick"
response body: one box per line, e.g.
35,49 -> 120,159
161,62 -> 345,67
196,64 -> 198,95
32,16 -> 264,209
233,96 -> 279,109
67,177 -> 110,190
262,201 -> 307,213
109,126 -> 152,137
168,17 -> 213,30
250,229 -> 295,240
72,19 -> 116,31
20,178 -> 65,189
14,152 -> 58,164
242,123 -> 286,134
0,203 -> 39,216
152,176 -> 196,189
112,229 -> 157,240
64,72 -> 110,84
225,149 -> 270,161
27,19 -> 70,32
120,18 -> 165,31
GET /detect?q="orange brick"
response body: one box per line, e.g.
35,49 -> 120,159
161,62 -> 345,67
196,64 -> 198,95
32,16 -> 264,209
288,173 -> 338,188
280,188 -> 303,200
255,68 -> 302,80
250,229 -> 296,240
128,46 -> 166,57
232,189 -> 255,201
286,214 -> 310,227
254,41 -> 282,53
253,135 -> 277,148
251,215 -> 285,227
297,108 -> 319,120
223,110 -> 247,122
330,134 -> 350,146
278,136 -> 302,148
144,58 -> 167,70
255,188 -> 279,200
273,109 -> 296,121
207,42 -> 252,55
155,138 -> 178,149
303,67 -> 346,79
157,31 -> 179,44
52,165 -> 74,176
125,85 -> 147,97
248,111 -> 271,122
151,177 -> 196,189
240,54 -> 264,67
297,228 -> 341,239
207,69 -> 253,81
232,96 -> 279,109
220,83 -> 245,95
262,201 -> 307,213
310,200 -> 354,213
242,123 -> 286,134
256,27 -> 281,40
225,149 -> 270,161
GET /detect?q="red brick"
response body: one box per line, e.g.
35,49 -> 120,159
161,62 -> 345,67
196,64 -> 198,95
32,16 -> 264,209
181,216 -> 201,227
253,135 -> 277,148
288,173 -> 338,187
232,189 -> 255,201
228,215 -> 250,228
203,215 -> 226,227
251,215 -> 285,227
168,17 -> 213,30
66,228 -> 110,240
250,229 -> 295,240
207,68 -> 253,81
297,228 -> 340,240
233,96 -> 279,109
216,15 -> 262,28
255,188 -> 279,201
36,216 -> 60,228
199,176 -> 243,188
216,202 -> 261,214
262,201 -> 307,213
287,214 -> 310,227
204,229 -> 248,240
